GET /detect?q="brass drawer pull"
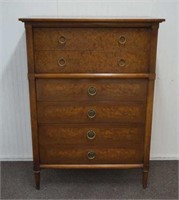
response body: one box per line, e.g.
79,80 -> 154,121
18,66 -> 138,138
87,130 -> 96,140
118,59 -> 126,67
88,86 -> 97,96
87,151 -> 96,160
58,58 -> 66,67
87,109 -> 96,119
118,35 -> 126,45
58,36 -> 66,45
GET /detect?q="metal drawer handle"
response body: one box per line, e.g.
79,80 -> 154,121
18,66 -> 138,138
118,59 -> 126,67
87,109 -> 96,119
87,151 -> 96,160
58,36 -> 66,45
87,130 -> 96,140
88,86 -> 97,96
58,57 -> 66,67
118,35 -> 126,45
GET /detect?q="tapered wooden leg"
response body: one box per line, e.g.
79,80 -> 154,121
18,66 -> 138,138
34,171 -> 40,190
143,170 -> 148,189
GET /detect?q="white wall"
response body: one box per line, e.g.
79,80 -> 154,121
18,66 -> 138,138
0,0 -> 178,160
177,0 -> 179,159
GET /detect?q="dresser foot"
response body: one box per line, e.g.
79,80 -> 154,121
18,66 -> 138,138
143,170 -> 148,189
34,171 -> 40,190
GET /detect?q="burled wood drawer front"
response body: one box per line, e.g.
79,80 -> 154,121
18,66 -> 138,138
39,147 -> 143,164
36,79 -> 148,102
33,28 -> 151,52
39,124 -> 144,147
34,50 -> 149,73
37,102 -> 146,124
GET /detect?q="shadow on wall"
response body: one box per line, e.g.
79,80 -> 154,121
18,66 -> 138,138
1,31 -> 32,159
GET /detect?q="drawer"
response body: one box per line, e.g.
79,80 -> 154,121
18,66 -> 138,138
33,28 -> 151,52
39,147 -> 143,164
39,124 -> 144,147
34,50 -> 149,73
37,101 -> 146,124
36,79 -> 148,102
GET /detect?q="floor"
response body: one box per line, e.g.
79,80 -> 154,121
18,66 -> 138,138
1,161 -> 178,199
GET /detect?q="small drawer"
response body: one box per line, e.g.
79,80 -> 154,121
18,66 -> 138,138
34,50 -> 149,73
33,28 -> 151,52
37,101 -> 146,124
39,146 -> 143,164
36,79 -> 148,102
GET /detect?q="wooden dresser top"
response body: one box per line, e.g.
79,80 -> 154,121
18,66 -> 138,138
19,17 -> 165,23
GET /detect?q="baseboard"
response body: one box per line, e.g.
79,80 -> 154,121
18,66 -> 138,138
0,156 -> 179,161
0,157 -> 33,161
150,156 -> 179,160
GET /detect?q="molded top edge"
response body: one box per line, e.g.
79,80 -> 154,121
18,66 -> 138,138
19,17 -> 165,23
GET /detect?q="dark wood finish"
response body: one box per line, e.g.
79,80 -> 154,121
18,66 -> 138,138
34,171 -> 40,190
30,22 -> 159,28
20,18 -> 164,189
143,169 -> 149,189
19,17 -> 165,23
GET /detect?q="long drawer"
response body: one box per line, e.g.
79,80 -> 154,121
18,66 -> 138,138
39,147 -> 143,164
39,124 -> 144,147
36,79 -> 148,102
33,28 -> 151,52
37,101 -> 146,124
34,50 -> 149,73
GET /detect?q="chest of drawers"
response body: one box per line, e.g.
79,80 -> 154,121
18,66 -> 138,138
19,18 -> 164,189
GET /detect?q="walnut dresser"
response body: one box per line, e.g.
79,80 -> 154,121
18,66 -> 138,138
19,18 -> 165,189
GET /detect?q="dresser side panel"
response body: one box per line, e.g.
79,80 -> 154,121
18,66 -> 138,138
25,23 -> 40,171
25,23 -> 35,73
149,23 -> 159,73
143,23 -> 159,169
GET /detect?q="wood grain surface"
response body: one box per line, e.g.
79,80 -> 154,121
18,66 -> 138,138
39,124 -> 145,147
37,101 -> 146,124
34,28 -> 151,51
34,50 -> 149,73
36,79 -> 148,102
39,147 -> 143,164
